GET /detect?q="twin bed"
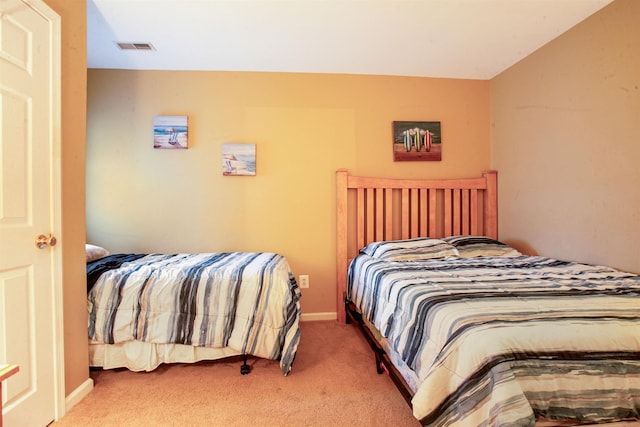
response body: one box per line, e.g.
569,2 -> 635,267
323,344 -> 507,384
336,169 -> 640,427
86,250 -> 301,376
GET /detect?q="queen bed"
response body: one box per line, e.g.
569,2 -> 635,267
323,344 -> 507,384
86,250 -> 301,376
335,168 -> 640,426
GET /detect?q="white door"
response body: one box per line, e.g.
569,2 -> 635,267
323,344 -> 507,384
0,0 -> 64,426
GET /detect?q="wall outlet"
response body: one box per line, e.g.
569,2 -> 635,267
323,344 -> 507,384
299,275 -> 309,288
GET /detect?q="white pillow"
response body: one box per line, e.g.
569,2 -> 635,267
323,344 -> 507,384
442,235 -> 522,258
360,238 -> 459,261
86,244 -> 110,262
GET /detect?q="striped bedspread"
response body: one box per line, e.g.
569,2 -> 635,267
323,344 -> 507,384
348,255 -> 640,426
88,252 -> 301,375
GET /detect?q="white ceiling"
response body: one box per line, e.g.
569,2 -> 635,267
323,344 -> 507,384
87,0 -> 614,80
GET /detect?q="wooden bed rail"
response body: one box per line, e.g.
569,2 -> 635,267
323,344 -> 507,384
335,169 -> 498,322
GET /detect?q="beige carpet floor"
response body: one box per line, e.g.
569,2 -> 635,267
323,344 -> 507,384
52,320 -> 420,426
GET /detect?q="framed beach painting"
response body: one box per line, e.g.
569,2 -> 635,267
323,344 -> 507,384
222,143 -> 256,176
393,121 -> 441,161
154,115 -> 188,149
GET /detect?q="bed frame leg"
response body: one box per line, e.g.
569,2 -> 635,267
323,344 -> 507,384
240,354 -> 251,375
344,296 -> 351,325
375,353 -> 384,374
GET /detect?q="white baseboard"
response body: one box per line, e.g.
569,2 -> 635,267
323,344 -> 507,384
301,312 -> 337,321
65,377 -> 94,412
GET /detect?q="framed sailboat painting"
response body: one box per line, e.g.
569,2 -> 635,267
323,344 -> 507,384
222,143 -> 256,176
154,115 -> 188,149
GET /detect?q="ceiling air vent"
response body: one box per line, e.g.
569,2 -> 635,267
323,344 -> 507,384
116,42 -> 155,51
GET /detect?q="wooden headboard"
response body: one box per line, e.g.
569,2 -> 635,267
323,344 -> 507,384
335,169 -> 498,322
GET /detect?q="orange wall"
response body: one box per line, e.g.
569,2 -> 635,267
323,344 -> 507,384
86,71 -> 490,315
491,0 -> 639,273
43,0 -> 88,400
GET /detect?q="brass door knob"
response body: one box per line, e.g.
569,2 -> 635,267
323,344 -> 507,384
36,234 -> 57,249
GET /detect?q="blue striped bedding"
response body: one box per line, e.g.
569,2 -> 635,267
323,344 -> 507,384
88,252 -> 301,375
347,254 -> 640,426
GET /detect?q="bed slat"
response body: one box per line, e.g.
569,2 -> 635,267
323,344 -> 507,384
410,189 -> 419,238
462,190 -> 470,235
401,188 -> 409,239
385,188 -> 393,241
470,189 -> 479,235
419,189 -> 428,237
453,189 -> 461,235
429,189 -> 437,237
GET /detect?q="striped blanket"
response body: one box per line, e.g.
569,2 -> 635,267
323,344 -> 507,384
88,252 -> 301,375
348,255 -> 640,426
